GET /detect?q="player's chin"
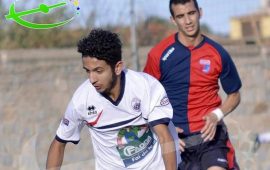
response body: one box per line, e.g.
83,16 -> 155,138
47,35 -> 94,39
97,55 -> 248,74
185,28 -> 199,37
185,29 -> 196,35
95,87 -> 103,93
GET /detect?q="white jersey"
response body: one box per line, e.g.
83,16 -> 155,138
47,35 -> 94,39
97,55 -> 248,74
56,69 -> 180,170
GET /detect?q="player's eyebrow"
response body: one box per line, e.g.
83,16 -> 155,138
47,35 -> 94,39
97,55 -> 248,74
83,66 -> 104,72
83,66 -> 89,71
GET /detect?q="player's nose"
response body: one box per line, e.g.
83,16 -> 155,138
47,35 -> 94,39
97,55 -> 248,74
88,73 -> 97,84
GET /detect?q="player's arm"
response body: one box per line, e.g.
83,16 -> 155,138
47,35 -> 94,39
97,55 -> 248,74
46,139 -> 66,170
201,91 -> 241,141
152,124 -> 177,170
220,91 -> 241,116
202,48 -> 242,141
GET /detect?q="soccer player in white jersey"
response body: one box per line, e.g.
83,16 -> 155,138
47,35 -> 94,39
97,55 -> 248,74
46,29 -> 179,170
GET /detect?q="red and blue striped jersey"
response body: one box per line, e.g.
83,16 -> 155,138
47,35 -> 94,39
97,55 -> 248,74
144,33 -> 242,135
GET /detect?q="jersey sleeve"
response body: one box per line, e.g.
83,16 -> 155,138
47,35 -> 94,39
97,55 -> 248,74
143,50 -> 161,80
219,50 -> 242,94
143,74 -> 173,127
55,100 -> 83,144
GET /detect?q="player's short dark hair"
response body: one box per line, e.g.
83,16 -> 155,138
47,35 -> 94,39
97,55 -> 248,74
77,28 -> 122,68
169,0 -> 199,17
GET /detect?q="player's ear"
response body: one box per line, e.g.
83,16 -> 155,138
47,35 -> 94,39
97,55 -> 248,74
114,61 -> 123,76
170,16 -> 177,26
199,7 -> 203,18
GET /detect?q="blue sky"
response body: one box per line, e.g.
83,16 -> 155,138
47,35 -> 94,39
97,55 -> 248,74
2,0 -> 261,34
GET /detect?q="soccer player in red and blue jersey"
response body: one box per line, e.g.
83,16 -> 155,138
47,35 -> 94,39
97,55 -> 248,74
144,0 -> 242,169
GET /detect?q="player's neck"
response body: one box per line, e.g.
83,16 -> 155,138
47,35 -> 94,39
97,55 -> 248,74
107,76 -> 121,102
178,32 -> 203,48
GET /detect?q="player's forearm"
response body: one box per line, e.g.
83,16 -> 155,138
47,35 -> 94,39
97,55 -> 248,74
157,126 -> 177,169
160,136 -> 177,170
153,124 -> 177,170
220,91 -> 241,116
46,139 -> 66,170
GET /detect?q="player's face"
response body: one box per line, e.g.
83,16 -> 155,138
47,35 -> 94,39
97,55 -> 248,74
82,57 -> 122,94
170,1 -> 201,38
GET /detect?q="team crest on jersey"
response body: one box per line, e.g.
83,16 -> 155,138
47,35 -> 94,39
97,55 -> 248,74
87,105 -> 97,115
62,118 -> 69,126
199,59 -> 211,73
160,96 -> 170,106
131,98 -> 141,112
116,125 -> 156,167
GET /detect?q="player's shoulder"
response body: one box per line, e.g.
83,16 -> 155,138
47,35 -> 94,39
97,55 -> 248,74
203,35 -> 228,53
125,69 -> 161,89
149,33 -> 177,55
154,33 -> 176,48
125,69 -> 158,82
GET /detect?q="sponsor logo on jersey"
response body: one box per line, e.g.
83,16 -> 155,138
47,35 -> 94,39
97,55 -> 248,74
199,59 -> 211,73
162,47 -> 175,61
217,158 -> 227,163
131,98 -> 141,112
86,110 -> 103,126
160,96 -> 170,106
116,125 -> 156,167
88,105 -> 97,115
62,118 -> 69,126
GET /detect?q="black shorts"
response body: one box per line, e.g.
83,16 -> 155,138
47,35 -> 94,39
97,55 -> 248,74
178,125 -> 239,170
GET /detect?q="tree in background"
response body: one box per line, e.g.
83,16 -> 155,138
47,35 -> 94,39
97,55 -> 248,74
137,17 -> 174,46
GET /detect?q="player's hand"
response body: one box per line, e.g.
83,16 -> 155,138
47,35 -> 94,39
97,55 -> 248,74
201,112 -> 219,142
175,127 -> 185,152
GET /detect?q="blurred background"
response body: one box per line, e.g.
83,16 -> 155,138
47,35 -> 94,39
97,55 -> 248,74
0,0 -> 270,169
